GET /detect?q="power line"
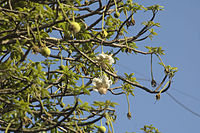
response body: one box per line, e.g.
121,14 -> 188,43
117,63 -> 199,101
166,92 -> 200,118
117,63 -> 200,118
114,63 -> 149,78
171,88 -> 200,102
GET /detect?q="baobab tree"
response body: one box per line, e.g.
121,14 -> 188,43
0,0 -> 177,132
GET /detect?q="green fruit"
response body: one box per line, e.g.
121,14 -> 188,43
98,126 -> 106,133
114,12 -> 120,18
70,22 -> 81,34
41,47 -> 51,57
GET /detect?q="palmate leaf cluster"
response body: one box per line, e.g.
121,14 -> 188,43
0,0 -> 176,132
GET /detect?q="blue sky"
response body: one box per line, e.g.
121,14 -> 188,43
49,0 -> 200,132
2,0 -> 200,132
106,0 -> 200,132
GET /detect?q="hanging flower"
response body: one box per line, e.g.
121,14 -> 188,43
92,74 -> 112,95
96,53 -> 114,68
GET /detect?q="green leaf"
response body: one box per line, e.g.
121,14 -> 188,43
83,87 -> 90,95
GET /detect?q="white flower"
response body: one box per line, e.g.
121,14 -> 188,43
92,74 -> 112,95
96,53 -> 114,66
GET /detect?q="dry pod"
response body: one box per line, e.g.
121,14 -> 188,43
126,21 -> 132,28
82,66 -> 89,75
151,79 -> 157,87
84,0 -> 89,5
59,65 -> 65,70
127,112 -> 132,120
32,45 -> 40,54
114,12 -> 120,18
156,93 -> 161,100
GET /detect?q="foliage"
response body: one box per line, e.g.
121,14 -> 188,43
0,0 -> 177,132
141,124 -> 161,133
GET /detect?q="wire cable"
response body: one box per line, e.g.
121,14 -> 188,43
171,88 -> 200,102
166,92 -> 200,118
117,63 -> 200,118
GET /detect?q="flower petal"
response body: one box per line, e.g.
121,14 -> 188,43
92,74 -> 112,95
93,88 -> 99,92
101,74 -> 109,84
92,78 -> 102,87
108,56 -> 114,65
108,80 -> 113,85
97,53 -> 105,60
98,87 -> 108,95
